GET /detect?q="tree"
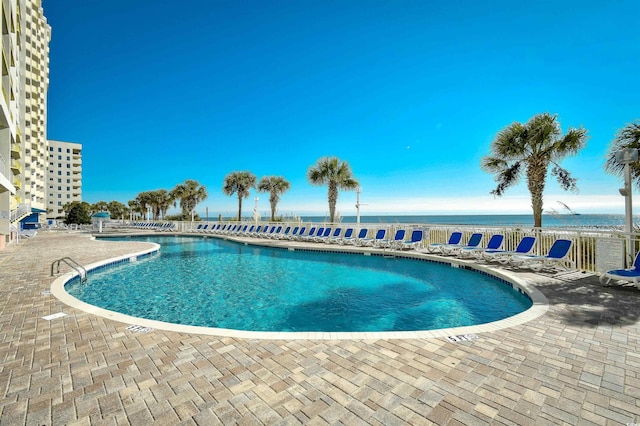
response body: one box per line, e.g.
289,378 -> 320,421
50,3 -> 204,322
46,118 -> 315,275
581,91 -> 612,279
170,180 -> 208,221
223,171 -> 257,220
135,191 -> 154,220
481,113 -> 588,228
107,201 -> 128,220
64,201 -> 92,225
257,176 -> 291,221
128,199 -> 144,220
307,156 -> 359,223
604,120 -> 640,187
91,201 -> 108,214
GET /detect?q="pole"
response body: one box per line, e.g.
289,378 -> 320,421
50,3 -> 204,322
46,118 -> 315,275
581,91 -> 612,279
356,186 -> 361,224
625,162 -> 634,267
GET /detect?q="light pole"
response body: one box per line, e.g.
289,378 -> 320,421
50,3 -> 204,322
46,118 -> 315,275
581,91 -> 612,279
355,186 -> 361,224
254,196 -> 259,223
616,148 -> 638,267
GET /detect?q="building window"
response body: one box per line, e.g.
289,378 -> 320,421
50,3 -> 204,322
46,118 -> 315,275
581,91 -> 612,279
58,178 -> 61,183
58,171 -> 61,175
67,149 -> 70,153
58,155 -> 61,160
58,148 -> 62,152
58,186 -> 61,190
66,172 -> 70,176
58,194 -> 61,198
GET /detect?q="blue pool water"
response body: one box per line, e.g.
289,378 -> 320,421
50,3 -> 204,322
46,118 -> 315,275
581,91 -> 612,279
66,236 -> 532,332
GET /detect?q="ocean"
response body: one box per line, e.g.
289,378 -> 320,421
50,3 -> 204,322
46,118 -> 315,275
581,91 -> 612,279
297,214 -> 638,229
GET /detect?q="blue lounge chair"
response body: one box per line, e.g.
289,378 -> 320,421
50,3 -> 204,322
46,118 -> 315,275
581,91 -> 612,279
288,226 -> 304,240
427,232 -> 462,253
441,233 -> 482,256
275,226 -> 292,239
376,229 -> 406,249
343,228 -> 367,245
358,229 -> 386,247
459,234 -> 504,258
331,228 -> 353,244
511,239 -> 574,271
600,251 -> 640,288
321,228 -> 342,243
302,227 -> 324,242
401,230 -> 424,250
314,227 -> 333,242
267,225 -> 282,238
297,226 -> 316,241
482,236 -> 536,263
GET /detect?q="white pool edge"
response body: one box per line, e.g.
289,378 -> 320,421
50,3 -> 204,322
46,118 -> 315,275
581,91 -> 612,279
50,236 -> 549,341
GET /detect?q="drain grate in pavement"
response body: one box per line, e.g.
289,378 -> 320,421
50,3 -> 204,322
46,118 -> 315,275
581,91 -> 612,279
125,325 -> 154,333
446,334 -> 478,343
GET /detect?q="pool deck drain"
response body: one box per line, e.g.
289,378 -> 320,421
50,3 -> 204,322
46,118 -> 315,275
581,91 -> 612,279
1,231 -> 640,424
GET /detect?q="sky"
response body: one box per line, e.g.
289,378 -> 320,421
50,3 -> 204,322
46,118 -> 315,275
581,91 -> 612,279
43,0 -> 640,218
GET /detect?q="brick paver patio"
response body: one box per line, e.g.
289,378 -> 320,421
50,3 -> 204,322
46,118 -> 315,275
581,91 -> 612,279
1,231 -> 639,425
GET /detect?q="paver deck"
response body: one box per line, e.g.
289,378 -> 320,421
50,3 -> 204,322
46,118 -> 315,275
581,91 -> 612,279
1,231 -> 639,425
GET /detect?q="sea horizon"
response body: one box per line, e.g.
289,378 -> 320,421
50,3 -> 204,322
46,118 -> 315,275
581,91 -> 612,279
208,213 -> 638,230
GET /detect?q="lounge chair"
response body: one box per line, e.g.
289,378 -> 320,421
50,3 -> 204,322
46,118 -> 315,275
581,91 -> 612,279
482,236 -> 536,264
440,233 -> 482,256
600,251 -> 640,288
458,234 -> 504,259
427,232 -> 462,253
313,227 -> 333,242
249,225 -> 263,237
267,226 -> 282,238
297,226 -> 316,241
321,228 -> 341,243
401,229 -> 424,250
302,227 -> 324,242
331,228 -> 353,244
342,228 -> 367,245
358,229 -> 386,247
510,239 -> 574,272
288,226 -> 305,240
376,229 -> 406,249
275,226 -> 291,239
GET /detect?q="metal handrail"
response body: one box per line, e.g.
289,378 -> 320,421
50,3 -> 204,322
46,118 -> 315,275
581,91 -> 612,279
51,257 -> 87,283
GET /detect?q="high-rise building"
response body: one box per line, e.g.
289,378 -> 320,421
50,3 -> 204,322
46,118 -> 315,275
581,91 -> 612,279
20,0 -> 50,211
0,0 -> 51,250
46,140 -> 82,219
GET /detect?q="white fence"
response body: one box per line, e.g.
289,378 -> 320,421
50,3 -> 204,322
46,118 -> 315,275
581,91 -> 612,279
114,220 -> 638,274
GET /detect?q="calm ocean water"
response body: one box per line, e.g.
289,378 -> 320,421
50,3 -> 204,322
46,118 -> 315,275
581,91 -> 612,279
298,214 -> 638,229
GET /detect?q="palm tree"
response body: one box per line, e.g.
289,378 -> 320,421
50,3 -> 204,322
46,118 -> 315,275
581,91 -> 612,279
135,191 -> 154,220
604,120 -> 640,187
307,156 -> 359,223
170,180 -> 208,221
223,171 -> 257,220
257,176 -> 291,221
481,113 -> 588,228
128,199 -> 144,220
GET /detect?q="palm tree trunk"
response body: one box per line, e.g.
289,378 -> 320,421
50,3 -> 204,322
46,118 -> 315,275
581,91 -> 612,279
527,158 -> 548,228
237,194 -> 243,220
270,200 -> 276,221
328,182 -> 338,223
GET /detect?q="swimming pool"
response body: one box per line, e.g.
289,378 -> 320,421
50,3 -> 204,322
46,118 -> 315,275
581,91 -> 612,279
63,236 -> 534,333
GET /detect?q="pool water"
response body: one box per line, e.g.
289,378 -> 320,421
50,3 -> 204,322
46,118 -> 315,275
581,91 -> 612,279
66,236 -> 532,332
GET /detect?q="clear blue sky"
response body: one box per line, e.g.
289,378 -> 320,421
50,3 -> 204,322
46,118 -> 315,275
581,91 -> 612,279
43,0 -> 640,217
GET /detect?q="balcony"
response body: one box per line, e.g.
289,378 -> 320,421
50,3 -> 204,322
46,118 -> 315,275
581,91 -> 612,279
10,142 -> 20,159
10,158 -> 20,174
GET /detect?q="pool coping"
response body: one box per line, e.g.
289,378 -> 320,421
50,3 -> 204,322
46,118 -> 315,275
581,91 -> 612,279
50,232 -> 549,340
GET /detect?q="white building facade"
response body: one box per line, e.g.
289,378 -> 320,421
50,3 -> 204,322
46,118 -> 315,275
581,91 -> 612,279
0,0 -> 50,249
46,140 -> 82,219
